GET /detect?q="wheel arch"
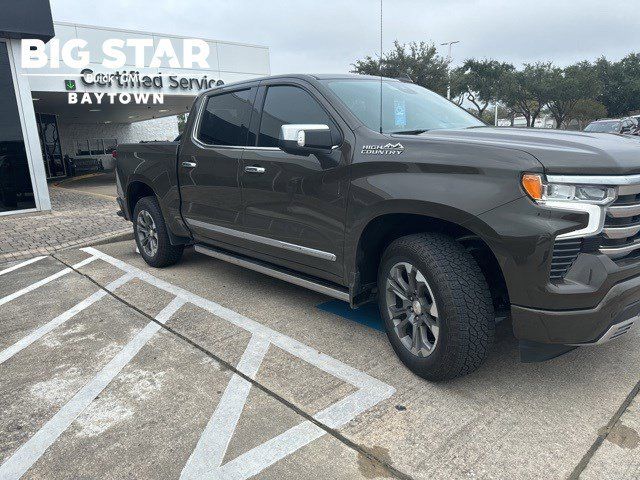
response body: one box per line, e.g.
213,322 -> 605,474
350,209 -> 510,314
126,180 -> 157,219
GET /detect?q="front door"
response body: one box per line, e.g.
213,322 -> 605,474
240,82 -> 350,281
178,87 -> 256,245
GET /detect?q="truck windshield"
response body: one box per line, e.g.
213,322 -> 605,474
323,79 -> 484,134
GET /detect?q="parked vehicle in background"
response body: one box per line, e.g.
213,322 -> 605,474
584,117 -> 638,135
116,74 -> 640,381
73,138 -> 118,171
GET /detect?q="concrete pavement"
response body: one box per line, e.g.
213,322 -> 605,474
53,172 -> 117,199
1,239 -> 639,479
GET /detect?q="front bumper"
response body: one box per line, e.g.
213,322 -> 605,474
512,271 -> 640,345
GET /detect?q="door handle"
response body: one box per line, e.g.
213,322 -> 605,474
182,161 -> 197,168
244,165 -> 266,174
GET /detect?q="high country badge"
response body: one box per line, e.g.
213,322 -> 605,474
361,143 -> 404,155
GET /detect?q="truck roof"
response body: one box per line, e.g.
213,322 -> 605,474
204,73 -> 398,94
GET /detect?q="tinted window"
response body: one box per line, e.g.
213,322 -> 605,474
198,89 -> 253,146
258,86 -> 336,147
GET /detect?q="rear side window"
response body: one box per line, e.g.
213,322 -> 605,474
197,89 -> 254,146
258,85 -> 337,147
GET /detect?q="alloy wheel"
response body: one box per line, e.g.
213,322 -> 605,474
136,209 -> 158,257
385,261 -> 439,357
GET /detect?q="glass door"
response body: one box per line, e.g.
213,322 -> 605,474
0,41 -> 36,213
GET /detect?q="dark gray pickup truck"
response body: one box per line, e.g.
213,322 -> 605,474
116,73 -> 640,380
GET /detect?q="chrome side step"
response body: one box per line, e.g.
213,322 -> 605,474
194,244 -> 350,302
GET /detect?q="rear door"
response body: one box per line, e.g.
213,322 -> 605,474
239,81 -> 351,281
178,87 -> 257,245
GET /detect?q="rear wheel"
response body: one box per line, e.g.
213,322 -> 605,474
133,196 -> 184,268
378,233 -> 494,381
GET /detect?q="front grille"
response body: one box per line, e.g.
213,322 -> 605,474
550,238 -> 582,280
600,184 -> 640,260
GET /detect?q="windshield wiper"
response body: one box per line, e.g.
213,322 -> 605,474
389,129 -> 429,135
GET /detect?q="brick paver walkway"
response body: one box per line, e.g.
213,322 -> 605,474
0,187 -> 131,264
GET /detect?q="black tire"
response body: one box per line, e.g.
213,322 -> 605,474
133,196 -> 184,268
377,233 -> 494,381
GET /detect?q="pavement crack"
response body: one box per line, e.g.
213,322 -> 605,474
53,252 -> 414,480
568,378 -> 640,479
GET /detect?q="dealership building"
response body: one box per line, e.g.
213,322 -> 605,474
0,0 -> 270,215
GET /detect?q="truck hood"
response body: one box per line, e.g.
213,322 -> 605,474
411,127 -> 640,176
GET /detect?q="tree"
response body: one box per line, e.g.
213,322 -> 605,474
546,62 -> 600,129
352,41 -> 450,96
596,53 -> 640,117
501,63 -> 555,127
567,99 -> 608,129
451,59 -> 514,119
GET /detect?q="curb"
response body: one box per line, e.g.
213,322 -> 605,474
0,229 -> 134,267
50,184 -> 117,201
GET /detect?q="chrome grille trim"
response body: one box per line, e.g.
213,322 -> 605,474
547,174 -> 640,185
607,203 -> 640,218
542,174 -> 640,260
600,239 -> 640,259
603,224 -> 640,239
617,184 -> 640,196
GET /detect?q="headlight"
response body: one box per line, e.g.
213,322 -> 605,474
521,174 -> 616,205
521,173 -> 617,240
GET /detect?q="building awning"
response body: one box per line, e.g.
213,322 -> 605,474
0,0 -> 54,42
32,92 -> 194,124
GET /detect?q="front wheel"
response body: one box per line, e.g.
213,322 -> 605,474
378,233 -> 495,381
133,196 -> 184,268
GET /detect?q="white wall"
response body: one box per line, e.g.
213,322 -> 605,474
6,38 -> 51,213
26,23 -> 271,95
58,115 -> 179,158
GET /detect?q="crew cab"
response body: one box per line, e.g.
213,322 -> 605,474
116,74 -> 640,380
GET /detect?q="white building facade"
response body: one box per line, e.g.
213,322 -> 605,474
2,15 -> 270,215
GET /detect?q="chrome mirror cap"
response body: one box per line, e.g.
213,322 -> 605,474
280,124 -> 330,148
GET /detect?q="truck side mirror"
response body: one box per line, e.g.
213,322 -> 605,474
278,124 -> 334,155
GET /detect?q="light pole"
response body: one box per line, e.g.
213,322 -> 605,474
440,40 -> 460,100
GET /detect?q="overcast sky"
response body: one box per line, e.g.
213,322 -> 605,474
50,0 -> 638,73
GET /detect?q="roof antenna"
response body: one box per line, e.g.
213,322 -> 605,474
379,0 -> 383,134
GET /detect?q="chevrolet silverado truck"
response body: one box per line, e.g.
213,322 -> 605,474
115,74 -> 640,380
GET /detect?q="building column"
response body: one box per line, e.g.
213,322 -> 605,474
7,38 -> 51,212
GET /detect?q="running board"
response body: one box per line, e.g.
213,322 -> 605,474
194,244 -> 350,302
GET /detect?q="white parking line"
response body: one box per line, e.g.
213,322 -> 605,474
0,296 -> 186,480
0,247 -> 394,479
0,256 -> 97,308
181,335 -> 271,479
218,422 -> 325,480
80,247 -> 395,480
0,273 -> 135,365
0,256 -> 46,277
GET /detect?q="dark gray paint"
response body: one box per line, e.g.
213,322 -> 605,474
115,73 -> 640,348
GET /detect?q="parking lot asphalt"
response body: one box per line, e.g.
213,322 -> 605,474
1,239 -> 639,479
